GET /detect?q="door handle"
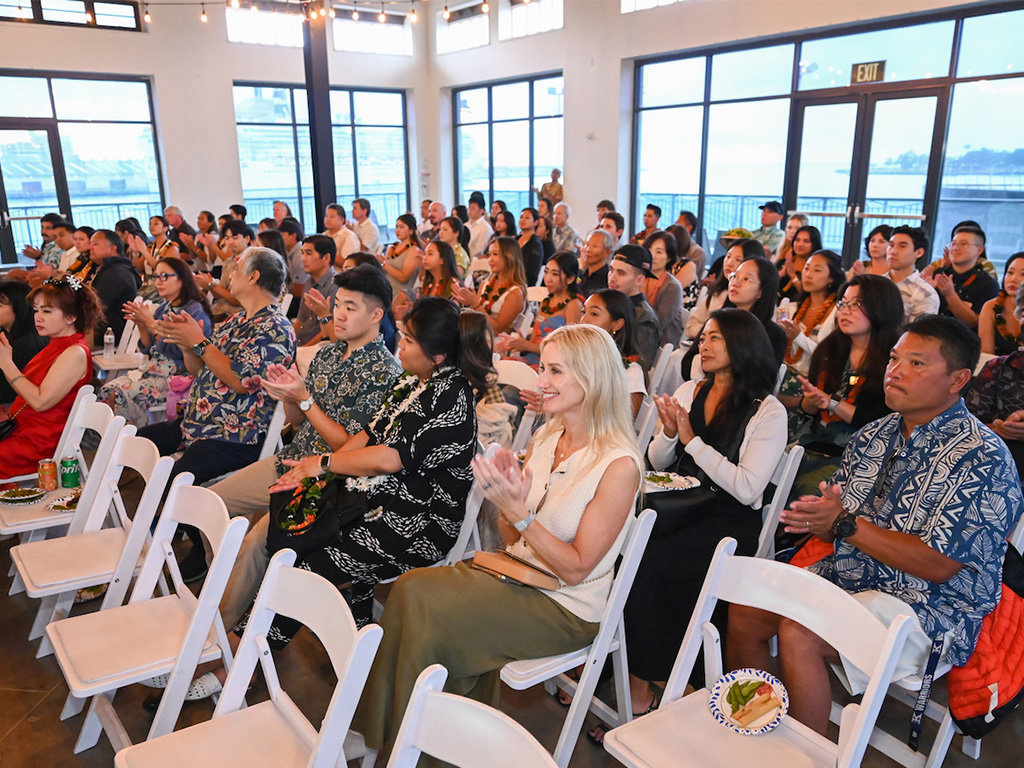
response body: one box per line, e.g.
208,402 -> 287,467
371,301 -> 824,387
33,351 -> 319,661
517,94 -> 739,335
852,204 -> 862,222
0,210 -> 9,228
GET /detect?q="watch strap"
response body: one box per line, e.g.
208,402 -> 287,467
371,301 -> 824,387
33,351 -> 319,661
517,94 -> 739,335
514,510 -> 537,533
319,454 -> 332,472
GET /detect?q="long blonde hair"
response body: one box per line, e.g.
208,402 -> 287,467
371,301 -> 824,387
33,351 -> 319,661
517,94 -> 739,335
535,324 -> 643,474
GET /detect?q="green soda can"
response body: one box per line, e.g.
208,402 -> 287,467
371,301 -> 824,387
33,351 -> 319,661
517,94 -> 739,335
59,455 -> 81,489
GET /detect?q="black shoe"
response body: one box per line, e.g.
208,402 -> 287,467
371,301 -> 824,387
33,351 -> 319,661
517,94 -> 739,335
178,544 -> 208,584
142,691 -> 162,713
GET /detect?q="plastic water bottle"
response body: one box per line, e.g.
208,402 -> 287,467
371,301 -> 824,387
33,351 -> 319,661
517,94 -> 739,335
103,327 -> 115,359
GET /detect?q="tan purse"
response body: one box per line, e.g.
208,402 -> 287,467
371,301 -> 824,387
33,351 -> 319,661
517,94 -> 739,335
471,549 -> 559,590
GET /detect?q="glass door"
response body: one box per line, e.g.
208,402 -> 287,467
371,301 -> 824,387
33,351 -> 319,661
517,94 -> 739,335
786,89 -> 944,265
0,125 -> 71,265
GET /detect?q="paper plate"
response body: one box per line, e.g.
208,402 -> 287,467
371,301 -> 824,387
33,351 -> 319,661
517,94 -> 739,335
47,494 -> 81,513
643,472 -> 701,494
0,487 -> 47,505
708,668 -> 789,735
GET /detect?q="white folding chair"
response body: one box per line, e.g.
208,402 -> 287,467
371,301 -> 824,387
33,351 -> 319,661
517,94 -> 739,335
279,292 -> 293,316
648,344 -> 674,396
500,509 -> 658,768
602,537 -> 913,768
366,665 -> 557,768
1,403 -> 125,545
468,258 -> 490,274
755,445 -> 804,560
93,319 -> 143,379
773,362 -> 787,395
112,550 -> 385,768
4,385 -> 95,486
635,398 -> 659,455
495,359 -> 540,453
513,310 -> 535,337
11,428 -> 176,657
46,482 -> 248,755
527,285 -> 549,303
201,400 -> 287,487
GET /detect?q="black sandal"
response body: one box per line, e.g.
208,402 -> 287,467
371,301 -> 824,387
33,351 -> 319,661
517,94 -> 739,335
586,693 -> 659,746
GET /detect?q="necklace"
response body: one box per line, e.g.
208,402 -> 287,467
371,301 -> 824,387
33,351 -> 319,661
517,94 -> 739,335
553,432 -> 584,467
785,295 -> 836,365
993,291 -> 1019,347
539,293 -> 572,316
480,277 -> 509,312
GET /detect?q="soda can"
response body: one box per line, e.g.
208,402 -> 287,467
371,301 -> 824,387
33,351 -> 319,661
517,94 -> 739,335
60,456 -> 81,489
38,459 -> 58,491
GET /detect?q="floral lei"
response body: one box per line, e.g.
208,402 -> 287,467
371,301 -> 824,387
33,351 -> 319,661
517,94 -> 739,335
993,291 -> 1018,345
480,277 -> 509,313
539,293 -> 573,316
785,294 -> 836,365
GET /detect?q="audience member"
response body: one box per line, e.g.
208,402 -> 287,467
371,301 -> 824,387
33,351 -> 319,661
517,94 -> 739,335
849,224 -> 893,278
579,289 -> 648,416
178,210 -> 220,273
932,220 -> 998,279
0,276 -> 99,479
884,225 -> 939,324
257,219 -> 277,233
923,224 -> 998,327
66,226 -> 98,285
272,200 -> 292,227
490,209 -> 518,243
752,201 -> 785,256
553,202 -> 581,253
164,205 -> 197,257
257,229 -> 288,265
394,240 -> 459,322
424,201 -> 447,241
0,281 -> 47,405
537,197 -> 553,222
23,212 -> 65,268
452,237 -> 527,335
453,204 -> 469,224
195,219 -> 252,319
532,168 -> 564,204
518,207 -> 544,285
348,323 -> 642,756
773,213 -> 807,266
380,213 -> 422,302
229,204 -> 247,221
684,239 -> 751,341
777,250 -> 843,391
791,275 -> 903,495
101,257 -> 213,427
579,229 -> 614,299
596,199 -> 616,224
417,199 -> 433,236
350,198 -> 381,255
130,215 -> 180,301
294,235 -> 339,346
49,221 -> 79,274
978,252 -> 1024,356
631,204 -> 661,245
723,256 -> 787,367
779,225 -> 823,300
642,231 -> 685,347
600,211 -> 625,248
490,199 -> 507,227
138,247 -> 297,581
607,244 -> 661,370
535,215 -> 557,264
277,218 -> 306,301
466,192 -> 494,259
90,228 -> 142,344
323,204 -> 360,266
439,215 -> 471,275
729,315 -> 1023,736
666,222 -> 705,281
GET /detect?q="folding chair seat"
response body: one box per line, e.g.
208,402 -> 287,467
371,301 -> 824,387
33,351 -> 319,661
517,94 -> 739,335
602,537 -> 913,768
46,482 -> 248,755
113,550 -> 384,768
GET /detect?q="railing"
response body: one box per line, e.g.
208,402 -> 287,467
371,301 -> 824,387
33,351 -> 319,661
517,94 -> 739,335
244,191 -> 409,243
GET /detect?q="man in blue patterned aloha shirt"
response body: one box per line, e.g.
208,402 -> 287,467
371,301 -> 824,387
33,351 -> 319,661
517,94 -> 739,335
728,315 -> 1023,735
215,265 -> 403,627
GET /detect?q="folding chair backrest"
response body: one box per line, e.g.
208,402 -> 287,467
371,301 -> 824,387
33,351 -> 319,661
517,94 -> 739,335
387,665 -> 557,768
773,363 -> 787,395
57,410 -> 126,537
49,385 -> 96,471
526,285 -> 548,303
495,359 -> 538,392
648,344 -> 674,396
512,410 -> 538,453
279,292 -> 293,316
755,444 -> 804,560
593,509 -> 656,638
115,318 -> 140,356
215,551 -> 384,768
443,443 -> 499,566
635,398 -> 659,453
1009,513 -> 1024,555
513,310 -> 535,337
259,400 -> 288,461
59,398 -> 117,487
65,422 -> 136,537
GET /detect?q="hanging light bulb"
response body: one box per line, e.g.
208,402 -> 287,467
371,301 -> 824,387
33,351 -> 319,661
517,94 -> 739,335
143,4 -> 151,22
230,0 -> 239,7
200,3 -> 208,21
482,1 -> 489,12
328,7 -> 335,17
409,1 -> 416,22
319,7 -> 327,16
442,4 -> 450,20
85,9 -> 92,20
351,8 -> 358,19
378,2 -> 385,22
250,2 -> 258,12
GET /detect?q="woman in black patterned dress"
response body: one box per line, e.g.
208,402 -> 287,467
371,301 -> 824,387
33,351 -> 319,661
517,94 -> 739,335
256,298 -> 493,633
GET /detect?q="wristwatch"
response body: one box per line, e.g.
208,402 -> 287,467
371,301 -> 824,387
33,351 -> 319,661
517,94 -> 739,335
827,398 -> 841,415
318,316 -> 331,326
514,510 -> 537,533
298,396 -> 314,412
192,339 -> 212,357
319,454 -> 332,473
831,511 -> 858,539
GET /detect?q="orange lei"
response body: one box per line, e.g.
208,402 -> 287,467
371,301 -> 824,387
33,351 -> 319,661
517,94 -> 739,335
784,295 -> 836,365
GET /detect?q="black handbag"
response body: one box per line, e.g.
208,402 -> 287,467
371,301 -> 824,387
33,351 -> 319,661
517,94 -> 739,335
0,402 -> 27,441
265,474 -> 369,558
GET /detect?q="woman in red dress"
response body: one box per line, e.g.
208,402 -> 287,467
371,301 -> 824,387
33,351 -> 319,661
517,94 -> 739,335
0,275 -> 101,479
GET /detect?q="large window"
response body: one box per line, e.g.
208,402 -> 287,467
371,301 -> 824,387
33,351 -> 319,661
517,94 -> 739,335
632,4 -> 1024,268
436,3 -> 490,54
0,72 -> 163,252
233,84 -> 408,238
0,0 -> 140,30
225,6 -> 304,47
454,74 -> 564,213
333,12 -> 413,55
498,0 -> 563,40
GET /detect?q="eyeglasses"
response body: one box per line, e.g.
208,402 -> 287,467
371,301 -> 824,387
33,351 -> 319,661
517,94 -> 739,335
727,272 -> 759,287
836,299 -> 865,313
153,273 -> 178,282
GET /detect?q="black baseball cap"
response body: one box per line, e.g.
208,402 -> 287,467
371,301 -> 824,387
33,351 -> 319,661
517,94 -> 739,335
759,201 -> 784,215
612,244 -> 655,278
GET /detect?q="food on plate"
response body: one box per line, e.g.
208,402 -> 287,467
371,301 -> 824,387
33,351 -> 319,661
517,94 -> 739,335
730,682 -> 781,727
646,472 -> 672,485
2,488 -> 44,499
721,228 -> 753,240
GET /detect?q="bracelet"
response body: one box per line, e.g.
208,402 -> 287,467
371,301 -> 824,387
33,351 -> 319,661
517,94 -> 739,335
9,374 -> 26,385
827,398 -> 840,415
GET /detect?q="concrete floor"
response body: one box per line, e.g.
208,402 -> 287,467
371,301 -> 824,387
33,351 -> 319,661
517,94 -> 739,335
2,531 -> 1022,767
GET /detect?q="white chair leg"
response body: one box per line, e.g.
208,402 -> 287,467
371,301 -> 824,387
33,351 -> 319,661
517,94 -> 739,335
553,656 -> 605,768
8,570 -> 25,595
360,750 -> 378,768
961,735 -> 982,759
611,645 -> 633,725
35,633 -> 55,660
61,691 -> 86,720
28,594 -> 59,640
73,694 -> 107,754
923,710 -> 958,768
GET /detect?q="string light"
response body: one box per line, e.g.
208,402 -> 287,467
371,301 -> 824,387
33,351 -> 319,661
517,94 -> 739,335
378,2 -> 385,22
328,7 -> 335,17
250,3 -> 258,12
85,10 -> 92,20
200,3 -> 207,21
442,4 -> 450,20
482,1 -> 489,12
352,8 -> 359,20
230,0 -> 239,7
143,4 -> 151,23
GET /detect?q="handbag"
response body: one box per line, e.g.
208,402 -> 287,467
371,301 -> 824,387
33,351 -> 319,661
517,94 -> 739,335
0,402 -> 28,441
471,549 -> 559,590
265,473 -> 368,558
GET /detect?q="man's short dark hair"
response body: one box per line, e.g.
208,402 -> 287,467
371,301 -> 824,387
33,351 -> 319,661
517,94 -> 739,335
41,212 -> 64,227
679,210 -> 698,231
646,204 -> 662,218
953,224 -> 986,247
891,225 -> 929,253
353,197 -> 371,214
597,200 -> 616,211
229,204 -> 248,220
334,263 -> 393,312
327,203 -> 346,220
94,229 -> 125,258
468,191 -> 486,208
904,314 -> 980,377
278,219 -> 304,239
54,220 -> 75,234
303,234 -> 336,261
601,211 -> 625,232
222,220 -> 255,240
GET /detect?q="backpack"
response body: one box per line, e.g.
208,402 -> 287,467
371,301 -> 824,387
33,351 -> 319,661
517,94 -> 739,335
947,543 -> 1024,739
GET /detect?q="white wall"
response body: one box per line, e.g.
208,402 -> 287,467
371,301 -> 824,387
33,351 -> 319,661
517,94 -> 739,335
0,0 -> 976,226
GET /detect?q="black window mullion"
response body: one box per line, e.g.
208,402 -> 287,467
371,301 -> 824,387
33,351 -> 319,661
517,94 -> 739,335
290,87 -> 305,231
527,81 -> 535,208
487,86 -> 494,205
349,91 -> 358,203
696,57 -> 712,246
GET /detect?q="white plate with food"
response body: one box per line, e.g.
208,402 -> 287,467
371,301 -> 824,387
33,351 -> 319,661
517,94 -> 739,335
0,487 -> 47,505
47,493 -> 81,513
643,472 -> 701,494
708,668 -> 788,735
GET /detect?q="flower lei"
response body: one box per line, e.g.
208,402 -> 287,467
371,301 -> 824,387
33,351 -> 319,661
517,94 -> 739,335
785,294 -> 836,365
539,293 -> 571,316
993,291 -> 1018,346
480,277 -> 509,313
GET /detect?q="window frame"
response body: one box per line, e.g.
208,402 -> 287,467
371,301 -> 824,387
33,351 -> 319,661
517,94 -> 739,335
0,0 -> 142,31
630,0 -> 1024,255
452,70 -> 564,212
233,80 -> 411,234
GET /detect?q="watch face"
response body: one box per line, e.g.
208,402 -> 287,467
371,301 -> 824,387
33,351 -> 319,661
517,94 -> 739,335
837,516 -> 857,538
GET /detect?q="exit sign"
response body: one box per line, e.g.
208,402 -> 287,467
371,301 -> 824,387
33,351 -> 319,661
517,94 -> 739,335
851,60 -> 886,84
